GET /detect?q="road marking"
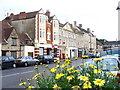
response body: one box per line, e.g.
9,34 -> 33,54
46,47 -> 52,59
1,70 -> 35,78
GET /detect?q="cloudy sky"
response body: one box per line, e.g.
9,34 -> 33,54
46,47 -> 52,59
0,0 -> 119,41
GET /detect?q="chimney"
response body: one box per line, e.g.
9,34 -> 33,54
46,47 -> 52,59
45,10 -> 50,18
10,13 -> 14,20
87,28 -> 91,33
79,24 -> 82,28
19,12 -> 26,19
74,21 -> 77,26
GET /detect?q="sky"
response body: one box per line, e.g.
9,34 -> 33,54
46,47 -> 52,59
0,0 -> 119,41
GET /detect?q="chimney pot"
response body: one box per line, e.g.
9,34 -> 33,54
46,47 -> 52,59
74,21 -> 77,26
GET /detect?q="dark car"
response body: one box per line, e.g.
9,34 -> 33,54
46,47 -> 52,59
0,56 -> 17,69
84,53 -> 98,58
37,55 -> 54,64
15,56 -> 39,67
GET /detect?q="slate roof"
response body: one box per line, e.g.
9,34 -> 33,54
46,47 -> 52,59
103,41 -> 120,45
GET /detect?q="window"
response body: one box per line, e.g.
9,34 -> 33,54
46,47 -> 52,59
11,38 -> 17,46
40,31 -> 42,38
11,51 -> 17,59
54,32 -> 56,40
40,16 -> 45,23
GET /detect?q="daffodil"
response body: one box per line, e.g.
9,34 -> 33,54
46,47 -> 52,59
82,55 -> 88,58
54,60 -> 57,63
64,59 -> 71,65
93,79 -> 105,86
112,67 -> 119,70
45,65 -> 48,67
80,63 -> 87,66
89,64 -> 97,68
61,64 -> 67,68
78,76 -> 89,81
19,82 -> 27,86
32,73 -> 40,79
67,76 -> 74,81
108,72 -> 117,76
50,68 -> 57,72
83,81 -> 92,89
94,69 -> 102,73
55,73 -> 65,79
53,84 -> 61,88
57,61 -> 61,64
56,65 -> 60,68
67,66 -> 74,71
28,86 -> 35,88
93,58 -> 103,62
72,86 -> 80,88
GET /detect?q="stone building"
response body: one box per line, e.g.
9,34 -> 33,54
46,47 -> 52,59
6,9 -> 60,58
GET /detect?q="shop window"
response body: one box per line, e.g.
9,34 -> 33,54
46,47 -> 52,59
11,38 -> 17,46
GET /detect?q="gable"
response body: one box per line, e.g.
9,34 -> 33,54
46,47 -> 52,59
63,23 -> 72,32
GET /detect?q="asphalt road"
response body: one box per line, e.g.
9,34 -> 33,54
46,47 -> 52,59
1,59 -> 86,89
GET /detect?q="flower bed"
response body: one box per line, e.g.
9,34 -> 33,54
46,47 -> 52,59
19,59 -> 120,89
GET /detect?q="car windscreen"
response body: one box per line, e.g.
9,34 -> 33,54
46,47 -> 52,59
98,58 -> 119,71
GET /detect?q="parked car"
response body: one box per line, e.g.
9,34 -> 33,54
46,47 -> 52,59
84,53 -> 99,58
85,56 -> 120,74
36,55 -> 54,64
0,56 -> 17,69
15,56 -> 39,67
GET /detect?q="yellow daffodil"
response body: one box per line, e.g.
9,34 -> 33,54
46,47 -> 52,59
80,63 -> 87,66
82,55 -> 88,58
53,84 -> 61,88
34,65 -> 38,69
94,69 -> 102,73
32,73 -> 40,79
19,82 -> 27,86
83,81 -> 92,89
67,66 -> 74,71
50,68 -> 57,72
28,86 -> 35,88
78,76 -> 89,81
64,59 -> 71,65
55,73 -> 65,79
61,64 -> 67,68
89,64 -> 97,68
93,79 -> 105,87
57,61 -> 61,64
27,79 -> 31,81
40,63 -> 42,65
54,60 -> 57,63
67,76 -> 74,81
56,65 -> 60,68
86,73 -> 91,77
72,86 -> 80,88
93,58 -> 103,62
108,73 -> 117,76
112,67 -> 119,69
45,65 -> 48,67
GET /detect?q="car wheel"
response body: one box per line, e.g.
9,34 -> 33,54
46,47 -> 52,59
35,61 -> 39,65
47,61 -> 50,64
24,62 -> 28,67
13,63 -> 16,68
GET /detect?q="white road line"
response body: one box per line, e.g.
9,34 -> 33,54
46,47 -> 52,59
1,70 -> 35,78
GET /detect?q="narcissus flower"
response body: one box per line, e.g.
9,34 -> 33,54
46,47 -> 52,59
108,72 -> 117,76
61,64 -> 67,68
112,67 -> 119,70
78,76 -> 89,81
67,66 -> 74,71
89,64 -> 97,68
93,58 -> 103,62
93,79 -> 105,86
56,65 -> 60,68
19,82 -> 27,86
83,81 -> 92,89
94,69 -> 102,73
28,86 -> 35,88
50,68 -> 57,72
55,73 -> 65,79
32,73 -> 40,79
67,76 -> 74,81
64,59 -> 71,65
53,84 -> 61,88
80,63 -> 87,66
72,86 -> 80,88
57,61 -> 61,64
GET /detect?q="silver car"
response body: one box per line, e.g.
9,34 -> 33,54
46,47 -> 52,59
15,56 -> 39,67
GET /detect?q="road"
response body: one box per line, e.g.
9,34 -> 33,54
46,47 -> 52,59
1,59 -> 86,89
